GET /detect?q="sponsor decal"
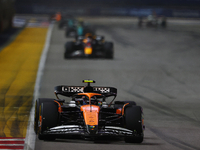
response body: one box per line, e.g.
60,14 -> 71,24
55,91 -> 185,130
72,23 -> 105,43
62,86 -> 110,93
89,126 -> 95,129
62,86 -> 84,92
94,87 -> 110,93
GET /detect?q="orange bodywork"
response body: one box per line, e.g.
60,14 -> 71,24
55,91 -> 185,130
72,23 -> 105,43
55,12 -> 61,21
122,103 -> 129,115
81,105 -> 100,126
54,100 -> 62,113
79,93 -> 102,126
116,108 -> 122,114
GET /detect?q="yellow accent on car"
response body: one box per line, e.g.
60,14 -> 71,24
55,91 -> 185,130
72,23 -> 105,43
83,80 -> 94,83
84,47 -> 92,55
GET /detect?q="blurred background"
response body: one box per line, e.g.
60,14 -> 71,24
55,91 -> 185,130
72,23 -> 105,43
1,0 -> 200,33
14,0 -> 200,18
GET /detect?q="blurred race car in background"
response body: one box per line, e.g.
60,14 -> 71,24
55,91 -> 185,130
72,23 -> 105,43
138,11 -> 167,28
58,15 -> 75,29
64,18 -> 95,37
64,33 -> 114,59
34,80 -> 144,143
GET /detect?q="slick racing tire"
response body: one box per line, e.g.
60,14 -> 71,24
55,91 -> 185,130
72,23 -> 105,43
124,106 -> 143,143
114,100 -> 136,109
34,98 -> 55,134
104,42 -> 114,59
64,42 -> 74,59
38,101 -> 58,140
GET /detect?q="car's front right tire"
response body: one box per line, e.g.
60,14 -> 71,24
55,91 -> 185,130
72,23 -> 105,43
34,98 -> 55,134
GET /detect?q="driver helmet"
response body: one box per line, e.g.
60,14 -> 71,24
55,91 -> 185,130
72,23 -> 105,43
85,33 -> 93,39
82,96 -> 88,105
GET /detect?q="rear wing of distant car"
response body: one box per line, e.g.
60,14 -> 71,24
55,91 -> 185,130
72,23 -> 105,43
54,85 -> 117,99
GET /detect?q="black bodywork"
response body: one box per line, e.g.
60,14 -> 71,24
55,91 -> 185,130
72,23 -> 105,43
64,35 -> 114,59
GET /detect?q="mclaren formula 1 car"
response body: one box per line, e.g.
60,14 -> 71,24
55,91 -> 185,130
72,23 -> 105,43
34,80 -> 144,143
64,34 -> 114,59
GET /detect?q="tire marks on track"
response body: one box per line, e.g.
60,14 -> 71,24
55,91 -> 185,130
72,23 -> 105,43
148,127 -> 199,150
138,85 -> 176,99
127,90 -> 200,124
126,90 -> 200,150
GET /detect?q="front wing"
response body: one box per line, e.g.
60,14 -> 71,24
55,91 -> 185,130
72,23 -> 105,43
68,50 -> 105,58
43,125 -> 133,137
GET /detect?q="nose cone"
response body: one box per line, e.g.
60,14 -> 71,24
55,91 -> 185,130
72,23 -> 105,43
81,105 -> 100,135
81,105 -> 100,126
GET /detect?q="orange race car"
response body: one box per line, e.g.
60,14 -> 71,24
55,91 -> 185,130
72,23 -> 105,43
34,80 -> 144,143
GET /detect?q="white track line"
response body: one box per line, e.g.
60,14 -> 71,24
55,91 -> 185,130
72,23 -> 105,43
0,139 -> 25,141
23,23 -> 54,150
0,144 -> 25,146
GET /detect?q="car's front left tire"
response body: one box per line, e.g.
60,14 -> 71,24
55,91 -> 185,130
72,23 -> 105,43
38,101 -> 58,140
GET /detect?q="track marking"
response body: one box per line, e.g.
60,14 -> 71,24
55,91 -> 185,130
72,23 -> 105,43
0,137 -> 25,150
23,23 -> 54,150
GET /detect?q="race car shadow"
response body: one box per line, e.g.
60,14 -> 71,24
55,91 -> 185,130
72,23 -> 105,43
48,135 -> 122,144
64,58 -> 115,60
47,136 -> 162,145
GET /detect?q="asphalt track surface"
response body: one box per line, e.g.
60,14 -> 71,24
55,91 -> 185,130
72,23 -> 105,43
32,17 -> 200,150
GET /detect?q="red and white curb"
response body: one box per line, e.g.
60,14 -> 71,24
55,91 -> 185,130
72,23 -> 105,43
0,137 -> 25,150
